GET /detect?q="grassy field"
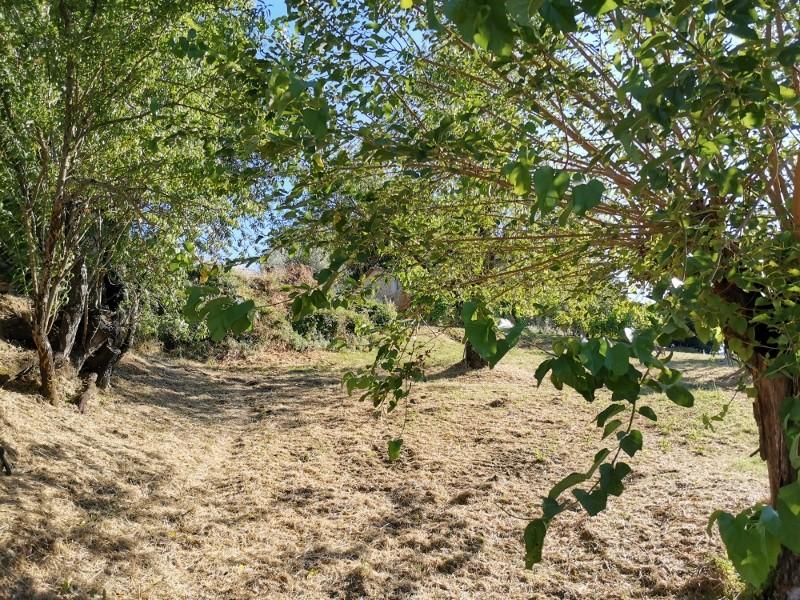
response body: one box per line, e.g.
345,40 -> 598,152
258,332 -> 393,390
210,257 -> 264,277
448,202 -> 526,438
0,333 -> 766,599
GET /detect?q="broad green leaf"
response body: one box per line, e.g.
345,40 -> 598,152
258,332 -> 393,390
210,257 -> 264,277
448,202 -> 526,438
388,438 -> 403,460
580,0 -> 617,16
604,343 -> 630,377
302,107 -> 329,140
599,462 -> 631,496
572,179 -> 604,215
596,402 -> 626,427
666,384 -> 694,408
508,162 -> 532,195
507,0 -> 544,25
524,518 -> 548,567
779,481 -> 800,516
776,498 -> 800,553
638,406 -> 657,421
534,166 -> 570,214
728,337 -> 754,362
548,471 -> 588,500
716,511 -> 781,589
573,488 -> 608,516
602,418 -> 623,439
539,0 -> 577,33
618,430 -> 643,457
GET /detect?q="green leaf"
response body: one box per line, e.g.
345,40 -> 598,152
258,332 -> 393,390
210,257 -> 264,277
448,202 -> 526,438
539,0 -> 577,33
226,300 -> 256,336
778,481 -> 800,516
607,374 -> 641,403
426,0 -> 443,30
778,41 -> 800,67
524,518 -> 548,568
596,403 -> 626,427
618,430 -> 643,457
388,438 -> 403,460
183,285 -> 217,321
400,0 -> 413,8
572,179 -> 604,215
534,358 -> 554,385
632,330 -> 656,365
534,166 -> 570,214
549,471 -> 588,500
604,343 -> 630,377
491,318 -> 527,367
775,497 -> 800,553
580,0 -> 617,16
716,511 -> 781,589
638,406 -> 657,421
462,301 -> 496,358
573,488 -> 608,516
666,384 -> 694,408
291,294 -> 316,321
462,301 -> 524,367
728,337 -> 753,363
508,162 -> 532,195
542,497 -> 564,520
602,418 -> 623,439
302,107 -> 329,141
207,300 -> 255,341
507,0 -> 544,25
599,462 -> 631,496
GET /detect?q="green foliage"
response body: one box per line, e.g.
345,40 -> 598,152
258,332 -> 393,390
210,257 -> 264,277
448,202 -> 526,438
387,438 -> 404,461
254,0 -> 800,588
292,307 -> 371,347
364,300 -> 398,327
710,485 -> 800,590
462,300 -> 526,368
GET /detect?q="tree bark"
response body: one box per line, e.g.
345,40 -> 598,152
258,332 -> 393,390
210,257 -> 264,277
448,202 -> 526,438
751,358 -> 800,599
31,319 -> 57,403
54,259 -> 87,365
463,340 -> 489,369
766,552 -> 800,600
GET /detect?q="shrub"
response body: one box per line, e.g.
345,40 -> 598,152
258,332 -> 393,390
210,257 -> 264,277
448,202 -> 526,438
363,300 -> 397,327
292,307 -> 370,347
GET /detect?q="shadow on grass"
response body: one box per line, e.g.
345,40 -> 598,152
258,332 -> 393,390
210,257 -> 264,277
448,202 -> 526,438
113,356 -> 342,425
425,361 -> 478,382
292,484 -> 486,599
0,437 -> 172,598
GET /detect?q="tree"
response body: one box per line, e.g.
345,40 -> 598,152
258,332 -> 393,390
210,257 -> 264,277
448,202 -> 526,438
265,0 -> 800,595
0,1 -> 299,400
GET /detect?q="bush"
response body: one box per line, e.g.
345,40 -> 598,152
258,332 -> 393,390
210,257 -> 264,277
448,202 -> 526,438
363,300 -> 397,327
137,265 -> 384,355
292,307 -> 370,347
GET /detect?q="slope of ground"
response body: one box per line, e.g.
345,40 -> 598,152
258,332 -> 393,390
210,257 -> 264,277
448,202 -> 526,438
0,335 -> 763,599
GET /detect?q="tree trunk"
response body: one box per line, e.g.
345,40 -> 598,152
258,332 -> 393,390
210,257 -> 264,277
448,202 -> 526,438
31,320 -> 57,403
766,552 -> 800,600
752,358 -> 800,599
463,340 -> 489,369
54,259 -> 87,365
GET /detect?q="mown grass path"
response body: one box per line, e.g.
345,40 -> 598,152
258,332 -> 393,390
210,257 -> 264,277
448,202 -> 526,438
0,341 -> 765,599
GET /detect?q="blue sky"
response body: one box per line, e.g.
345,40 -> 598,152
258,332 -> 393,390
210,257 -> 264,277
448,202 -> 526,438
260,0 -> 287,18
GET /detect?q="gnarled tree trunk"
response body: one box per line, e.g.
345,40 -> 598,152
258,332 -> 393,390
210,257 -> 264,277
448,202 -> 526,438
53,259 -> 87,366
31,303 -> 57,403
68,272 -> 138,390
751,357 -> 800,599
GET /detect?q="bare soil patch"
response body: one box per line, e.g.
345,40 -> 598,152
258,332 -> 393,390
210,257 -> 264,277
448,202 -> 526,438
0,338 -> 763,599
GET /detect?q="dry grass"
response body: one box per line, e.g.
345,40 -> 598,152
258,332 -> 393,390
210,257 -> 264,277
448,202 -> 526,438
0,334 -> 765,599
